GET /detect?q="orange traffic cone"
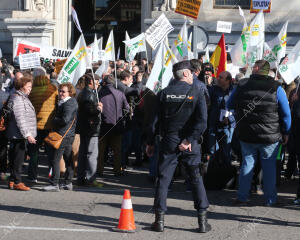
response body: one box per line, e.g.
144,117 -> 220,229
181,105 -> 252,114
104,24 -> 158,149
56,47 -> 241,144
117,189 -> 136,232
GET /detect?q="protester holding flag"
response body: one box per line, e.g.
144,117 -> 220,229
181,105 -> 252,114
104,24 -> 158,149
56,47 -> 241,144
43,83 -> 78,192
76,73 -> 103,187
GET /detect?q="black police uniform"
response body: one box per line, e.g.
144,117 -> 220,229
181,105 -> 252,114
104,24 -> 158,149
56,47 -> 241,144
149,61 -> 210,232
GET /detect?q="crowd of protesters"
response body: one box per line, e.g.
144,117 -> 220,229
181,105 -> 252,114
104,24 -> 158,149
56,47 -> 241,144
0,55 -> 300,206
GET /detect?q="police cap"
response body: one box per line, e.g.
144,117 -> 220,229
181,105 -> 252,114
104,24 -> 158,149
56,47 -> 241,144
172,60 -> 193,73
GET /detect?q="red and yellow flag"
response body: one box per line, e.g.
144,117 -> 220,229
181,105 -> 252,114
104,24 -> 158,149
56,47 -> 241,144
210,34 -> 227,77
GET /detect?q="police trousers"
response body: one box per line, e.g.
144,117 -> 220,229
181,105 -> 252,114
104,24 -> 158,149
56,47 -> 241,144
154,135 -> 209,212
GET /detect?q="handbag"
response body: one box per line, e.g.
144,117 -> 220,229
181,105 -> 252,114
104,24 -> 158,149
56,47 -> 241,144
44,118 -> 75,149
0,116 -> 5,131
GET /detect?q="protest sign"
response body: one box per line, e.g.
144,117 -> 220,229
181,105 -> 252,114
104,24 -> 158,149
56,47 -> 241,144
15,40 -> 72,60
145,13 -> 174,50
216,21 -> 232,34
251,0 -> 271,13
19,52 -> 41,70
175,0 -> 202,19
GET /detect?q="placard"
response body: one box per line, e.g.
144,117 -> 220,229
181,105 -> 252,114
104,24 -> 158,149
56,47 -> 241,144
19,52 -> 41,70
175,0 -> 202,19
145,13 -> 174,50
216,21 -> 232,34
250,0 -> 271,13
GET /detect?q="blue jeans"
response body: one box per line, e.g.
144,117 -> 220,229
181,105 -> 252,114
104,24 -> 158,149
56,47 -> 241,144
237,141 -> 279,204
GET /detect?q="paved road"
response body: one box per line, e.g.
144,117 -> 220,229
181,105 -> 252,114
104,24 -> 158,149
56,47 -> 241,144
0,165 -> 300,240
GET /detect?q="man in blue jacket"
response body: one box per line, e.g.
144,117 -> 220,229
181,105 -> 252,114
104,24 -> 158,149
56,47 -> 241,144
208,71 -> 235,165
227,60 -> 291,206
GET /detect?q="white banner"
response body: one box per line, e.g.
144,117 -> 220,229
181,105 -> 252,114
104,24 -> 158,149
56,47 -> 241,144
145,13 -> 174,50
19,52 -> 41,70
15,40 -> 72,60
252,0 -> 271,10
216,21 -> 232,34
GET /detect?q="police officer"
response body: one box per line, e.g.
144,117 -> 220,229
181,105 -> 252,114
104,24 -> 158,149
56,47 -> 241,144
146,60 -> 211,233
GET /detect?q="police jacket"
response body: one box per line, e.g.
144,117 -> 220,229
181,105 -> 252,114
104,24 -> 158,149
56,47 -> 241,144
76,86 -> 101,137
234,74 -> 282,144
157,80 -> 207,142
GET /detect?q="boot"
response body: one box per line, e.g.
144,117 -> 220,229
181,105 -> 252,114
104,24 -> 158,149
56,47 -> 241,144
198,210 -> 211,233
151,211 -> 164,232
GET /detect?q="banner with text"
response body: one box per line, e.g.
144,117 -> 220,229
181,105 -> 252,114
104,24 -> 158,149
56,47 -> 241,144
145,13 -> 174,50
19,52 -> 41,70
175,0 -> 202,19
250,0 -> 271,13
15,40 -> 72,60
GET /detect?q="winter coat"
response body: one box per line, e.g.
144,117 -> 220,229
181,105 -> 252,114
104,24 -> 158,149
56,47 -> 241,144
52,97 -> 78,138
7,90 -> 37,139
29,75 -> 58,130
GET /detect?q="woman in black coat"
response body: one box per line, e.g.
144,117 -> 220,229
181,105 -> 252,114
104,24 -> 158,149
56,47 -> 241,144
43,83 -> 78,191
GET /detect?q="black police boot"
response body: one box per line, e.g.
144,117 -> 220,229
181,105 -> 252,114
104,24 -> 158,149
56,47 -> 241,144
198,210 -> 211,233
151,211 -> 164,232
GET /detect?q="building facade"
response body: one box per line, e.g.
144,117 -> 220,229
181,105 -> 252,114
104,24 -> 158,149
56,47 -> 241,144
0,0 -> 300,61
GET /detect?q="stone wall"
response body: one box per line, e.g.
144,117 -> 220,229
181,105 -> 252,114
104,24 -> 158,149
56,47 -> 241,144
0,0 -> 19,59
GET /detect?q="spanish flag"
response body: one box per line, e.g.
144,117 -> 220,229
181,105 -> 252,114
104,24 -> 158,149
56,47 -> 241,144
210,34 -> 227,77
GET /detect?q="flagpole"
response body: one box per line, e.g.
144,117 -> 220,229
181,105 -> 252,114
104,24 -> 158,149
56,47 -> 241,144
91,67 -> 100,103
114,61 -> 118,88
145,43 -> 150,74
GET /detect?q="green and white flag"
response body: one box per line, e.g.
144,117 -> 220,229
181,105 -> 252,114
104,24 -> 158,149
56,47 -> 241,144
92,34 -> 100,62
123,33 -> 147,62
125,31 -> 130,61
266,21 -> 288,68
263,42 -> 278,68
188,32 -> 193,60
247,10 -> 265,66
57,34 -> 91,86
230,6 -> 250,67
104,30 -> 115,61
146,41 -> 178,94
172,20 -> 189,61
279,40 -> 300,85
203,47 -> 210,63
